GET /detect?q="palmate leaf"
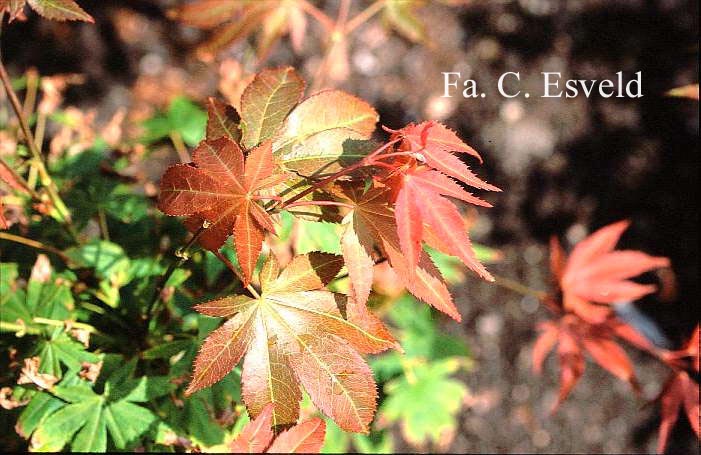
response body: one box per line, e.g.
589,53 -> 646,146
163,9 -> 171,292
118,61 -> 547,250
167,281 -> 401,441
206,97 -> 241,142
273,90 -> 378,176
532,315 -> 644,411
170,0 -> 308,60
339,185 -> 461,321
240,66 -> 305,149
186,253 -> 398,433
230,403 -> 326,453
393,166 -> 494,282
378,358 -> 469,448
656,326 -> 700,452
554,220 -> 670,323
25,356 -> 174,451
10,0 -> 94,22
158,137 -> 282,284
390,121 -> 499,191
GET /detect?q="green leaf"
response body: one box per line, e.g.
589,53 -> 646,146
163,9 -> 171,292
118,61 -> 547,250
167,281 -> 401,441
141,339 -> 193,360
16,391 -> 64,438
31,399 -> 98,451
240,67 -> 305,148
71,404 -> 106,452
141,97 -> 207,147
37,333 -> 99,376
386,294 -> 470,360
104,401 -> 158,450
379,358 -> 468,447
382,0 -> 426,43
51,382 -> 99,403
167,97 -> 207,146
353,431 -> 394,454
294,219 -> 343,254
110,376 -> 175,403
183,394 -> 225,446
65,240 -> 131,285
274,91 -> 378,176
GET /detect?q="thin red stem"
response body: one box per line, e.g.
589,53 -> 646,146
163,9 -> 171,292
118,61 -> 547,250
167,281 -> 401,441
299,0 -> 334,31
345,0 -> 385,34
284,200 -> 354,210
280,139 -> 399,208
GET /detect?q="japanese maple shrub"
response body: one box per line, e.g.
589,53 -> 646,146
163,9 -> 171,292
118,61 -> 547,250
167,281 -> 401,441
155,66 -> 499,432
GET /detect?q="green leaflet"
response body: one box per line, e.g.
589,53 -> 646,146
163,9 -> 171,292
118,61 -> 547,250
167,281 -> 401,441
382,0 -> 427,43
141,97 -> 207,147
379,358 -> 469,447
23,355 -> 173,451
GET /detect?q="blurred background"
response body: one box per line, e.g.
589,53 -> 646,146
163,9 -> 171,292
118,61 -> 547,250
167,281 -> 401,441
1,0 -> 698,453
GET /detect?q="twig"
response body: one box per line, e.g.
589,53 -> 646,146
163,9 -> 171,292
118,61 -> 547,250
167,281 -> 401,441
169,131 -> 190,163
345,0 -> 385,34
0,231 -> 71,263
298,0 -> 334,31
0,50 -> 78,241
492,273 -> 548,301
280,139 -> 399,208
144,226 -> 207,330
97,208 -> 110,241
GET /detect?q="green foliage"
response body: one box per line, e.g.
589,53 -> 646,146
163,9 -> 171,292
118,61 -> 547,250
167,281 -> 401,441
142,97 -> 207,147
24,357 -> 174,451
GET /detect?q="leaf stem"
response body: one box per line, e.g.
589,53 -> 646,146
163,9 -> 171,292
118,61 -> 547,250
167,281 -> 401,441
169,130 -> 190,163
298,0 -> 334,31
0,156 -> 40,199
212,250 -> 260,298
280,138 -> 399,208
491,273 -> 548,301
345,0 -> 386,34
0,231 -> 71,263
0,51 -> 78,242
143,226 -> 207,334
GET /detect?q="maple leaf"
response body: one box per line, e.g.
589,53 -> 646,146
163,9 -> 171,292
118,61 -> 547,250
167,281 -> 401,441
377,122 -> 498,286
391,165 -> 494,282
666,83 -> 699,100
4,0 -> 94,22
0,0 -> 25,21
158,137 -> 284,284
186,253 -> 398,432
388,121 -> 500,191
240,66 -> 305,149
229,403 -> 326,453
552,220 -> 670,323
205,97 -> 241,142
656,325 -> 700,453
339,185 -> 462,321
532,314 -> 648,411
169,0 -> 308,61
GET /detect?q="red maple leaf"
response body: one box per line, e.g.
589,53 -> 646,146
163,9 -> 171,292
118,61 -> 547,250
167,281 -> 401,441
229,403 -> 326,453
551,220 -> 670,323
374,121 -> 499,285
338,184 -> 462,320
391,165 -> 494,281
387,121 -> 500,191
656,325 -> 700,453
532,314 -> 649,411
157,137 -> 285,284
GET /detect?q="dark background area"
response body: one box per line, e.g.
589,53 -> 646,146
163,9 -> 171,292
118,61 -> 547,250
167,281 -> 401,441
2,0 -> 698,453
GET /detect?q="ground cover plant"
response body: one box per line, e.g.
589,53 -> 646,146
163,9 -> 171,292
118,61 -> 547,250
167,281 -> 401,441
0,1 -> 698,453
